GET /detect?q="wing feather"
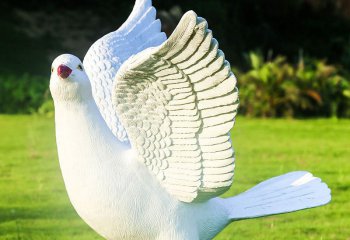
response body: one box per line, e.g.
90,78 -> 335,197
83,0 -> 166,142
114,11 -> 239,202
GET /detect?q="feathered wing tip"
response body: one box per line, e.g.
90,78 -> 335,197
117,0 -> 153,34
225,171 -> 331,220
82,0 -> 166,143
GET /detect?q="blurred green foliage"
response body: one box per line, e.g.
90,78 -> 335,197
0,74 -> 50,114
1,52 -> 350,118
237,52 -> 350,118
0,0 -> 350,118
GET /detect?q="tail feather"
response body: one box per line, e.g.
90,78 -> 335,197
225,171 -> 331,220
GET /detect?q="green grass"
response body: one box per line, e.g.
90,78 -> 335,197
0,115 -> 349,239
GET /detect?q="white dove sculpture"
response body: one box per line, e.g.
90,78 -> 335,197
49,1 -> 331,239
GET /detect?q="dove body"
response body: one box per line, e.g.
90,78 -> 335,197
51,55 -> 228,240
50,1 -> 330,239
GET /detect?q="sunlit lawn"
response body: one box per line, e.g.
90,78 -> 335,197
0,115 -> 349,239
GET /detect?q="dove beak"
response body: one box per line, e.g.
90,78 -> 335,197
57,64 -> 72,79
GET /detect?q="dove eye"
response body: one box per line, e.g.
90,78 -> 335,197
51,67 -> 54,73
77,64 -> 83,71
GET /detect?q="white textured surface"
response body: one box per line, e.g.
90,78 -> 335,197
114,11 -> 238,202
83,0 -> 166,143
225,171 -> 331,220
291,172 -> 315,186
49,1 -> 331,239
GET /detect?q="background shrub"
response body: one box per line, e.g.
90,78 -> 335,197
0,74 -> 50,114
0,54 -> 349,119
237,52 -> 350,118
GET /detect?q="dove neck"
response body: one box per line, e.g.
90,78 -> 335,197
54,99 -> 128,168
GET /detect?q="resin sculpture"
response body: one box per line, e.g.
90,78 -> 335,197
49,0 -> 331,239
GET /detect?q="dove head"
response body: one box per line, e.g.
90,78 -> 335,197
50,54 -> 92,102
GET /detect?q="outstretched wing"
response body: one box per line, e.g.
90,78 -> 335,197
83,0 -> 166,142
113,11 -> 239,203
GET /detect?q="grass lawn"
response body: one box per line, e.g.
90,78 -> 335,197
0,115 -> 349,239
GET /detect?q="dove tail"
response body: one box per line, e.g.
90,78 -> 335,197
224,171 -> 331,221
